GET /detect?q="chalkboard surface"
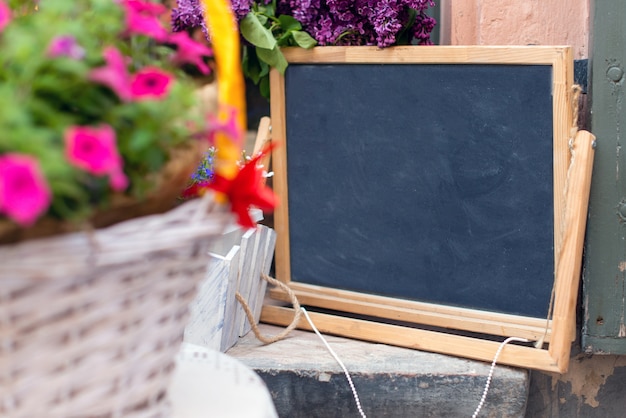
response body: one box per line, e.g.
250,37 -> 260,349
284,63 -> 554,318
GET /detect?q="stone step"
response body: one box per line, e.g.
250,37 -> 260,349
227,324 -> 529,418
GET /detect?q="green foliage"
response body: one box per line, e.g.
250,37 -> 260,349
239,1 -> 317,99
0,0 -> 210,225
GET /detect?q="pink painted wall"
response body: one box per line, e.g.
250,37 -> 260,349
443,0 -> 590,59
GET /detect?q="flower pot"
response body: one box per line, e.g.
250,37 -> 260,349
0,196 -> 233,418
0,140 -> 206,246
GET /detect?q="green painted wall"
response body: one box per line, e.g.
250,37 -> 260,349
583,0 -> 626,353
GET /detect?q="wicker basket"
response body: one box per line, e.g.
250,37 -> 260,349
0,196 -> 233,418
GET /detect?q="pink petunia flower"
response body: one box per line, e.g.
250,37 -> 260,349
88,47 -> 132,101
120,0 -> 168,41
65,124 -> 129,191
123,0 -> 166,15
130,67 -> 173,100
0,1 -> 10,32
0,154 -> 52,227
47,35 -> 86,59
207,107 -> 243,145
167,31 -> 213,75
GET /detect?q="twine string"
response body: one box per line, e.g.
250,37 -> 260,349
570,84 -> 583,141
236,277 -> 367,416
235,273 -> 302,344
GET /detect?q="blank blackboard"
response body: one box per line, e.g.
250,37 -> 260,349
285,62 -> 554,318
265,46 -> 597,372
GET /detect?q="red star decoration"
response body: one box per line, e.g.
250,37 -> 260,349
208,143 -> 278,228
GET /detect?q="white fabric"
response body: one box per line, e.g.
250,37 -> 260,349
170,343 -> 278,418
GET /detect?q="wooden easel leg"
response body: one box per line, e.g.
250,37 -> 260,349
549,130 -> 596,372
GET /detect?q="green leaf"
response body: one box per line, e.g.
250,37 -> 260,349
292,31 -> 318,49
256,46 -> 288,74
395,8 -> 417,45
240,13 -> 277,50
128,129 -> 153,151
259,75 -> 270,100
144,147 -> 167,171
50,178 -> 87,201
258,60 -> 270,78
241,48 -> 253,81
242,46 -> 263,84
278,15 -> 301,32
276,31 -> 293,47
257,2 -> 275,18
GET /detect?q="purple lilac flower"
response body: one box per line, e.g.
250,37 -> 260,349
413,11 -> 437,45
229,0 -> 253,19
283,0 -> 435,47
171,0 -> 435,47
171,0 -> 207,35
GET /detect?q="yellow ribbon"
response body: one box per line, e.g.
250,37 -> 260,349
200,0 -> 246,180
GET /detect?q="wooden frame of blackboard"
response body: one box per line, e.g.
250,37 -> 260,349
262,46 -> 594,373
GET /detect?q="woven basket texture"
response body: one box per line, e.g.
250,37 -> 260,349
0,196 -> 233,418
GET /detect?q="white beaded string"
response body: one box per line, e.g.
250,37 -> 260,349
250,278 -> 536,418
299,306 -> 532,418
301,307 -> 367,418
471,336 -> 530,418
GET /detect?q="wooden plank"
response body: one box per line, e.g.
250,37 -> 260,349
284,282 -> 551,328
246,226 -> 269,327
552,47 -> 575,271
207,228 -> 244,257
185,255 -> 230,350
549,131 -> 596,370
235,228 -> 259,337
237,226 -> 276,337
269,285 -> 552,342
270,69 -> 291,286
260,305 -> 561,373
252,116 -> 272,176
219,244 -> 243,352
281,45 -> 570,65
250,226 -> 277,323
239,228 -> 265,336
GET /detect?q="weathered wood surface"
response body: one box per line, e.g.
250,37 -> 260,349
185,245 -> 240,350
185,224 -> 277,352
